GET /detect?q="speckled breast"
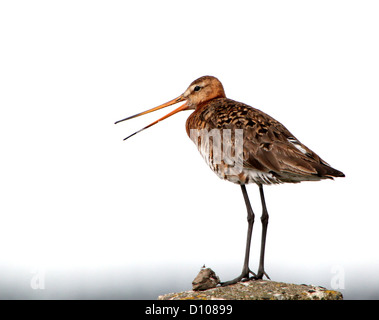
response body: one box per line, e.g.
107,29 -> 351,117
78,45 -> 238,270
187,126 -> 279,185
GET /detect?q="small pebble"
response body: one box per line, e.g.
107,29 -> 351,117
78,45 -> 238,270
192,266 -> 220,291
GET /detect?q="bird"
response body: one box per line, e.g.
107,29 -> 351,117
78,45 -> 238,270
115,75 -> 345,286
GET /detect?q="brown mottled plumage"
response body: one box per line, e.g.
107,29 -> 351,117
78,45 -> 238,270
183,76 -> 344,185
115,75 -> 344,286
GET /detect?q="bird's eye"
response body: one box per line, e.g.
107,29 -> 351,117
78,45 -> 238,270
194,86 -> 201,92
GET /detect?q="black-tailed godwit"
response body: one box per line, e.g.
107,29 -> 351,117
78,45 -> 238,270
115,76 -> 344,285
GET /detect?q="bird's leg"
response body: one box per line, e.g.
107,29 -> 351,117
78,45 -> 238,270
256,184 -> 271,280
221,184 -> 256,286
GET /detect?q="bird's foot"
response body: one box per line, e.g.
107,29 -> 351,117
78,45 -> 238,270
255,268 -> 271,280
220,268 -> 257,287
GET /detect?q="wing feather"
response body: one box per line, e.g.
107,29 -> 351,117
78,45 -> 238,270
186,98 -> 344,182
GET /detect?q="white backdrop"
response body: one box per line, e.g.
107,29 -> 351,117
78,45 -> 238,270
1,0 -> 378,299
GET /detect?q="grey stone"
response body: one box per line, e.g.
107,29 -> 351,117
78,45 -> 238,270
192,267 -> 220,291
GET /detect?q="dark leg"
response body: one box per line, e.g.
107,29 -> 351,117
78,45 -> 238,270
256,184 -> 270,280
221,184 -> 256,286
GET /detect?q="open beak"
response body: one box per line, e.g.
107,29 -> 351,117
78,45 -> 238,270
115,95 -> 188,140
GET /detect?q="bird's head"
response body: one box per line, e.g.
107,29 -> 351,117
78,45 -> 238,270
182,76 -> 226,109
115,75 -> 226,140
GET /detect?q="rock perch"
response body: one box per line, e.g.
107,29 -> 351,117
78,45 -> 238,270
159,280 -> 343,300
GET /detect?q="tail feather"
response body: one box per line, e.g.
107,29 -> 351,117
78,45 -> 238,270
316,163 -> 345,179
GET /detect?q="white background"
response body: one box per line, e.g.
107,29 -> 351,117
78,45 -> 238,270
1,0 -> 378,299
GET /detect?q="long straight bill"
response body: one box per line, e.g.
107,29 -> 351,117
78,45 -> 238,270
115,96 -> 188,140
114,96 -> 184,124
